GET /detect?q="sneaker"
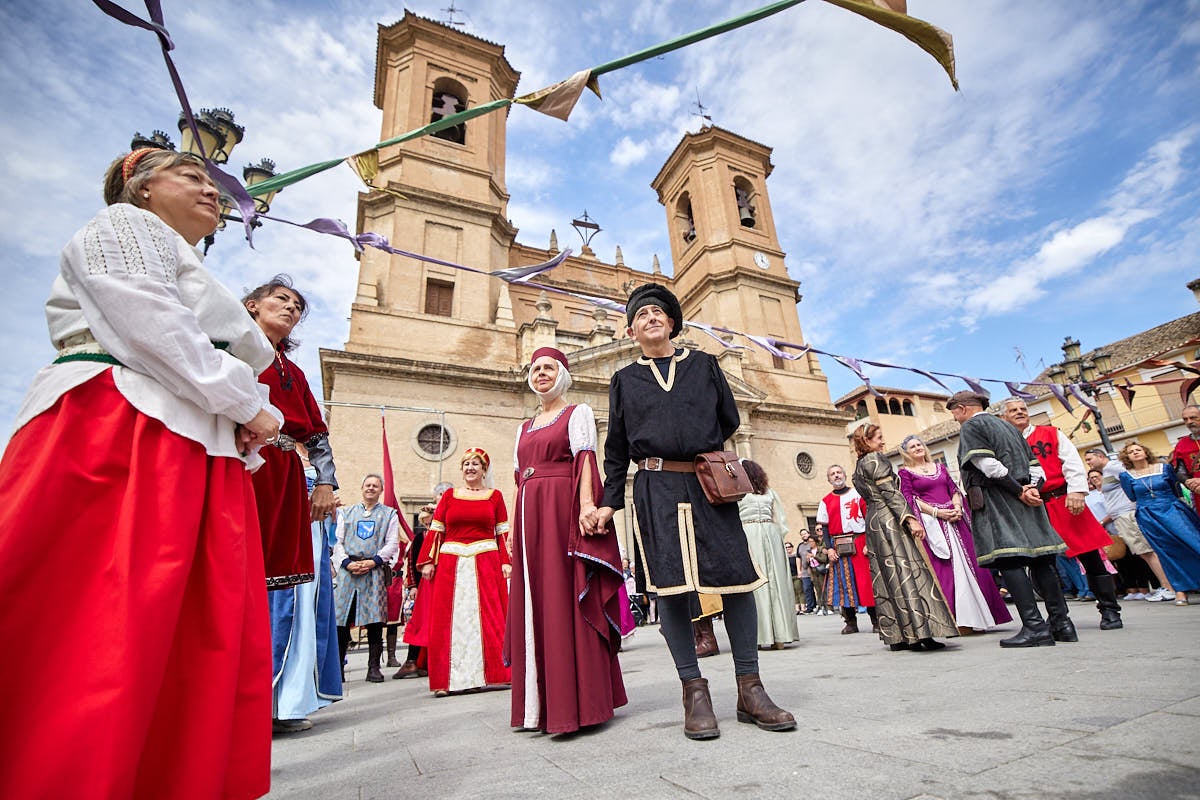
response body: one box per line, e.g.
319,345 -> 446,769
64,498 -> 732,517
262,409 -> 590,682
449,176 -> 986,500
1122,592 -> 1145,601
1145,588 -> 1170,602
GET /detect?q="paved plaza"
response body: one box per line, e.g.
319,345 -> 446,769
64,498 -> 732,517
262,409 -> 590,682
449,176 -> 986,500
268,600 -> 1200,799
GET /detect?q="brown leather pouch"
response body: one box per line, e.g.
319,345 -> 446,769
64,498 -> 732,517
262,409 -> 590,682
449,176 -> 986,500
967,486 -> 985,512
693,451 -> 753,505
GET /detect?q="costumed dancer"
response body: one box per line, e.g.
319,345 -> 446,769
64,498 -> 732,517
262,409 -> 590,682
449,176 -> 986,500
898,435 -> 1011,631
737,460 -> 799,649
1170,405 -> 1200,513
244,275 -> 337,591
507,347 -> 627,733
0,149 -> 278,798
242,277 -> 343,732
419,449 -> 512,696
948,391 -> 1073,648
269,461 -> 344,733
395,486 -> 450,679
817,465 -> 878,634
1001,398 -> 1122,630
591,283 -> 794,740
334,475 -> 404,683
851,425 -> 958,651
1119,442 -> 1200,604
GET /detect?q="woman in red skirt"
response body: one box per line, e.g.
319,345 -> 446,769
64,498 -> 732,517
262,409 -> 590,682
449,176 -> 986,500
418,449 -> 512,696
0,149 -> 279,799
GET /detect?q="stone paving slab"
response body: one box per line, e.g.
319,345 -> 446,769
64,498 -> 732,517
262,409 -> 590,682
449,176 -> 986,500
268,601 -> 1200,799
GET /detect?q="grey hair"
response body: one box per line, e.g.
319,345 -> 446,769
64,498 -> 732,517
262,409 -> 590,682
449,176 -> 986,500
826,464 -> 844,477
361,473 -> 384,487
102,149 -> 208,207
900,435 -> 924,452
1001,397 -> 1028,411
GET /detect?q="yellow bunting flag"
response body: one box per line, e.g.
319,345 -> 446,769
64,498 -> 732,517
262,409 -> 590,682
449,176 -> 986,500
348,150 -> 407,200
514,69 -> 598,121
820,0 -> 958,90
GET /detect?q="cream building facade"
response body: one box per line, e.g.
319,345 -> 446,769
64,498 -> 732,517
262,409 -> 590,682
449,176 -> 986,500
320,13 -> 852,547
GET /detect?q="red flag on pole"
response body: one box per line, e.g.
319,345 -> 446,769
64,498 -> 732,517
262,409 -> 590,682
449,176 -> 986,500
382,411 -> 415,539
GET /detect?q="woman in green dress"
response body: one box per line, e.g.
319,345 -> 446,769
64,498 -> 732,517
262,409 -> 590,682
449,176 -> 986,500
851,424 -> 957,652
737,460 -> 799,649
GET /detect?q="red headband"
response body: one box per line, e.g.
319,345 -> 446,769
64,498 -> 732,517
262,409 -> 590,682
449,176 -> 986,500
461,447 -> 490,471
530,347 -> 569,372
122,148 -> 158,182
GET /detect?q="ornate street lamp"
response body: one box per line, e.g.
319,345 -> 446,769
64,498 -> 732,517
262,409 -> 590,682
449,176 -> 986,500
132,108 -> 278,250
1052,336 -> 1117,453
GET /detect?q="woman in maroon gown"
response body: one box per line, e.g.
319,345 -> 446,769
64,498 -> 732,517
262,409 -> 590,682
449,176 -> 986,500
897,436 -> 1010,631
506,347 -> 626,733
243,276 -> 338,590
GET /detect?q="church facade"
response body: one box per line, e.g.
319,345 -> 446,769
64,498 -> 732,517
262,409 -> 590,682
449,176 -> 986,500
320,12 -> 852,546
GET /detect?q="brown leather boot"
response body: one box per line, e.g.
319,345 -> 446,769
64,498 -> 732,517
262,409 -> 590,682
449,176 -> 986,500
681,677 -> 720,740
839,607 -> 859,634
385,627 -> 401,668
392,660 -> 420,679
693,617 -> 719,658
735,674 -> 796,731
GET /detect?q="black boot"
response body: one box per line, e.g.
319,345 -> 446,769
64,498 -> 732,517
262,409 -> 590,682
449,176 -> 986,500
1030,557 -> 1077,642
840,607 -> 859,634
865,606 -> 880,634
1089,573 -> 1124,630
337,625 -> 350,681
385,626 -> 401,668
366,641 -> 385,682
998,568 -> 1054,648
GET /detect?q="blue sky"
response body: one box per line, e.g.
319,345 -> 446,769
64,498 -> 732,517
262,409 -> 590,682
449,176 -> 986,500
1,1 -> 1198,444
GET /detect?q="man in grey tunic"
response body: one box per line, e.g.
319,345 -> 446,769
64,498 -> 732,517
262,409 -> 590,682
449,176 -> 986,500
590,283 -> 794,740
948,391 -> 1071,647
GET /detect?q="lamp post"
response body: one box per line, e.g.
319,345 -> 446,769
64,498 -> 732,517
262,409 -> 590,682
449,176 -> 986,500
1048,336 -> 1116,453
131,108 -> 279,249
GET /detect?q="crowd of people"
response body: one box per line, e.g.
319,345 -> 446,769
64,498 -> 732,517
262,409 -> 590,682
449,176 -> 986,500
1,148 -> 1198,797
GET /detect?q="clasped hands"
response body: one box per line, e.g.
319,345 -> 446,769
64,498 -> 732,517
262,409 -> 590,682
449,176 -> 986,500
1019,485 -> 1044,507
579,505 -> 614,536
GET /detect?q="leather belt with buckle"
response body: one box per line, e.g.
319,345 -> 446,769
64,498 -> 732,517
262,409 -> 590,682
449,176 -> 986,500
636,457 -> 695,473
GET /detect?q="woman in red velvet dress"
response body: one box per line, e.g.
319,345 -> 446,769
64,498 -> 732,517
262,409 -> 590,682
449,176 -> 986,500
243,276 -> 339,591
418,448 -> 511,695
507,348 -> 626,733
0,149 -> 278,799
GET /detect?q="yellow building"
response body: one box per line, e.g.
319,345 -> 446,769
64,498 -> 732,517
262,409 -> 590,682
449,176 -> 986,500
319,12 -> 852,545
1025,283 -> 1200,459
834,385 -> 955,456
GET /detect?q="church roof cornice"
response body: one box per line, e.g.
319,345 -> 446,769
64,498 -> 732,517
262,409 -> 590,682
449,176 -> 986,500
651,125 -> 775,194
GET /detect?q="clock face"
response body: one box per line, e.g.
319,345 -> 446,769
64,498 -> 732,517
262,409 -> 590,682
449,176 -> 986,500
753,251 -> 769,269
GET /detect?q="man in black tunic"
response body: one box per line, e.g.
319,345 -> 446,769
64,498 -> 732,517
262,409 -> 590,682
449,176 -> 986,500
948,391 -> 1070,647
589,283 -> 794,739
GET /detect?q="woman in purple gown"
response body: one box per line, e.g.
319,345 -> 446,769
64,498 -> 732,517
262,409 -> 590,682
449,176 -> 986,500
506,347 -> 627,733
898,436 -> 1011,631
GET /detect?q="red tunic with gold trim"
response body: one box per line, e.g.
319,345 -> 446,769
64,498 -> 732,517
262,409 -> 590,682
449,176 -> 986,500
818,489 -> 875,607
1027,425 -> 1111,557
1171,435 -> 1200,512
419,489 -> 511,693
252,349 -> 331,589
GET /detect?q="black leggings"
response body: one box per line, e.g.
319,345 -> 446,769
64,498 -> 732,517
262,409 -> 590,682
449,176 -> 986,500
658,592 -> 759,681
336,595 -> 383,657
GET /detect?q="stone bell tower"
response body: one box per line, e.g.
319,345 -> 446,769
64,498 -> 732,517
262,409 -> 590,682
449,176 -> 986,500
650,125 -> 830,405
345,11 -> 521,364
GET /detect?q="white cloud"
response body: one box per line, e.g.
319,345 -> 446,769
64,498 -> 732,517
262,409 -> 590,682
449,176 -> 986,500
610,135 -> 651,167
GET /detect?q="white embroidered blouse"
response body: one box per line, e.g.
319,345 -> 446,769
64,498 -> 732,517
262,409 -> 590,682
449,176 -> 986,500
13,204 -> 275,461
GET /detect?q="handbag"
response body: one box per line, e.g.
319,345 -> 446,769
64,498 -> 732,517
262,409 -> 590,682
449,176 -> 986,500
832,534 -> 857,556
693,451 -> 753,505
1104,533 -> 1128,561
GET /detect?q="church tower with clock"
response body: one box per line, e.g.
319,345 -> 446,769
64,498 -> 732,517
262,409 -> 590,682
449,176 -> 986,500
320,13 -> 851,541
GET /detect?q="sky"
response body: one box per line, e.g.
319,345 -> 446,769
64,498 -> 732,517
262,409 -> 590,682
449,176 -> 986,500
1,0 -> 1199,444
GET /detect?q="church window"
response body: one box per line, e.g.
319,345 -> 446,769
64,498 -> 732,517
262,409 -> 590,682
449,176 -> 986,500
902,400 -> 915,416
854,400 -> 868,420
416,424 -> 451,457
795,451 -> 814,477
424,278 -> 454,316
888,398 -> 902,415
876,398 -> 889,414
733,177 -> 756,228
430,78 -> 467,145
676,193 -> 696,244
